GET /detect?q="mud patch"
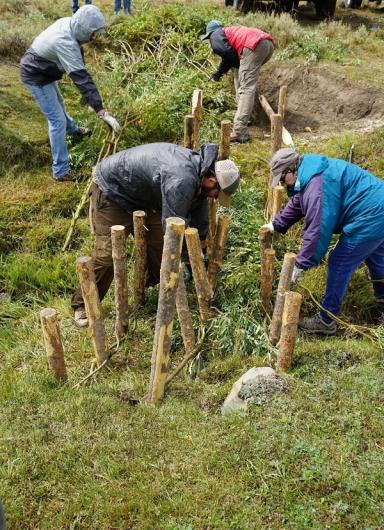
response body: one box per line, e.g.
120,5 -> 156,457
256,64 -> 384,133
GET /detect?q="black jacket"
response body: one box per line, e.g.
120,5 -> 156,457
94,143 -> 219,238
210,28 -> 239,80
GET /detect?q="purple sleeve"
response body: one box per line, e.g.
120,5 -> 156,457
273,194 -> 304,233
295,176 -> 323,270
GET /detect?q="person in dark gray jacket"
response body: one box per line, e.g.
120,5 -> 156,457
20,5 -> 120,182
71,142 -> 240,327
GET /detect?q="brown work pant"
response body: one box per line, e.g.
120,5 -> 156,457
71,182 -> 163,310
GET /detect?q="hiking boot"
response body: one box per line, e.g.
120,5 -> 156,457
230,133 -> 250,144
73,127 -> 92,139
55,171 -> 86,182
74,308 -> 88,328
298,313 -> 337,336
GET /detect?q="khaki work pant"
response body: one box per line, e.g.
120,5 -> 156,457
233,39 -> 274,140
71,182 -> 163,310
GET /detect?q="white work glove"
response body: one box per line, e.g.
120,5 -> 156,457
260,222 -> 274,233
98,109 -> 121,133
292,265 -> 304,284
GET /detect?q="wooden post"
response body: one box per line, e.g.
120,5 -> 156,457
276,291 -> 302,371
207,197 -> 217,263
133,210 -> 147,308
218,119 -> 232,161
148,217 -> 185,404
271,113 -> 283,155
260,248 -> 275,313
184,114 -> 194,149
270,252 -> 296,346
40,308 -> 67,382
259,226 -> 273,267
191,89 -> 203,151
271,185 -> 284,219
111,225 -> 129,339
76,256 -> 108,366
185,227 -> 213,323
278,85 -> 288,124
259,94 -> 293,146
207,215 -> 230,292
176,264 -> 196,355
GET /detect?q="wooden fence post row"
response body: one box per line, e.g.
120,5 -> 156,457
148,217 -> 185,404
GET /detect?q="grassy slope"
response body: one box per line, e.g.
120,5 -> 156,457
1,1 -> 384,528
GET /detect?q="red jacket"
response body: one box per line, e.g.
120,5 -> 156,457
224,26 -> 274,58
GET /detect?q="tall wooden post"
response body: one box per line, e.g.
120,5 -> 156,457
148,217 -> 185,404
260,248 -> 275,313
176,264 -> 196,355
271,185 -> 284,219
191,89 -> 203,150
276,291 -> 302,371
207,215 -> 230,292
76,256 -> 108,366
133,210 -> 147,308
111,225 -> 129,339
278,85 -> 288,124
270,252 -> 296,346
271,113 -> 283,155
40,308 -> 67,382
184,115 -> 194,149
185,227 -> 213,323
259,226 -> 273,267
218,119 -> 232,161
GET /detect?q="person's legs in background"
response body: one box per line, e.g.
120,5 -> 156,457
123,0 -> 132,14
72,0 -> 79,13
114,0 -> 122,13
365,240 -> 384,301
24,81 -> 70,179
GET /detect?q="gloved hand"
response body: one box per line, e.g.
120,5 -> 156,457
261,222 -> 274,233
292,265 -> 304,284
98,109 -> 121,133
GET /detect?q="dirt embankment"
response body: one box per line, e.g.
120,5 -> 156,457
256,64 -> 384,133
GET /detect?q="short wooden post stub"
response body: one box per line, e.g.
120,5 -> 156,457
276,291 -> 302,371
133,210 -> 147,308
184,114 -> 194,149
176,264 -> 196,355
76,256 -> 108,366
271,185 -> 284,219
40,308 -> 67,382
259,226 -> 273,267
271,113 -> 283,155
192,89 -> 203,150
218,119 -> 232,161
278,85 -> 288,124
270,252 -> 297,346
111,225 -> 129,339
148,217 -> 185,404
260,248 -> 275,313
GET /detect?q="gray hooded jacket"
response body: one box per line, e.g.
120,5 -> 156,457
94,142 -> 219,238
20,5 -> 105,112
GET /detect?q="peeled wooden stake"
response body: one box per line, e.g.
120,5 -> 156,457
271,113 -> 283,155
191,88 -> 203,150
133,210 -> 147,308
276,291 -> 302,371
185,227 -> 213,323
76,256 -> 108,366
270,252 -> 296,346
218,119 -> 232,161
278,85 -> 288,124
111,225 -> 129,339
207,215 -> 230,292
40,308 -> 67,382
260,248 -> 275,313
184,114 -> 194,149
148,217 -> 185,404
259,226 -> 273,266
271,185 -> 284,219
176,264 -> 195,355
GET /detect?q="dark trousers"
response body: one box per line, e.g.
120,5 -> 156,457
71,183 -> 163,310
321,237 -> 384,322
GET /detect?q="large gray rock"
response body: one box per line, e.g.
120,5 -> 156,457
221,366 -> 276,415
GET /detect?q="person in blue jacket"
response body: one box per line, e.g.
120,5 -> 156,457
262,147 -> 384,335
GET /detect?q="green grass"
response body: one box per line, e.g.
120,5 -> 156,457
1,0 -> 384,528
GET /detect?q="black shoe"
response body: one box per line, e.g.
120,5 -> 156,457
230,133 -> 250,144
73,127 -> 92,138
55,171 -> 85,182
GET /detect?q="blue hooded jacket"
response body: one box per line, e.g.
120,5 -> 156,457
273,154 -> 384,269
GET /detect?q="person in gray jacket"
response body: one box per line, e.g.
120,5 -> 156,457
71,142 -> 240,327
20,5 -> 120,182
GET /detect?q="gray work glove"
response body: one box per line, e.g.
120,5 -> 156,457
98,109 -> 121,133
260,222 -> 274,233
292,265 -> 304,284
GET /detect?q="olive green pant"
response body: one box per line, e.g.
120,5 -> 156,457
233,39 -> 274,140
71,182 -> 163,310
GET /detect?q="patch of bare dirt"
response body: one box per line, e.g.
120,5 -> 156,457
255,64 -> 384,133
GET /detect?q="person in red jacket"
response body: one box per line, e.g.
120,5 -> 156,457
200,20 -> 274,143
